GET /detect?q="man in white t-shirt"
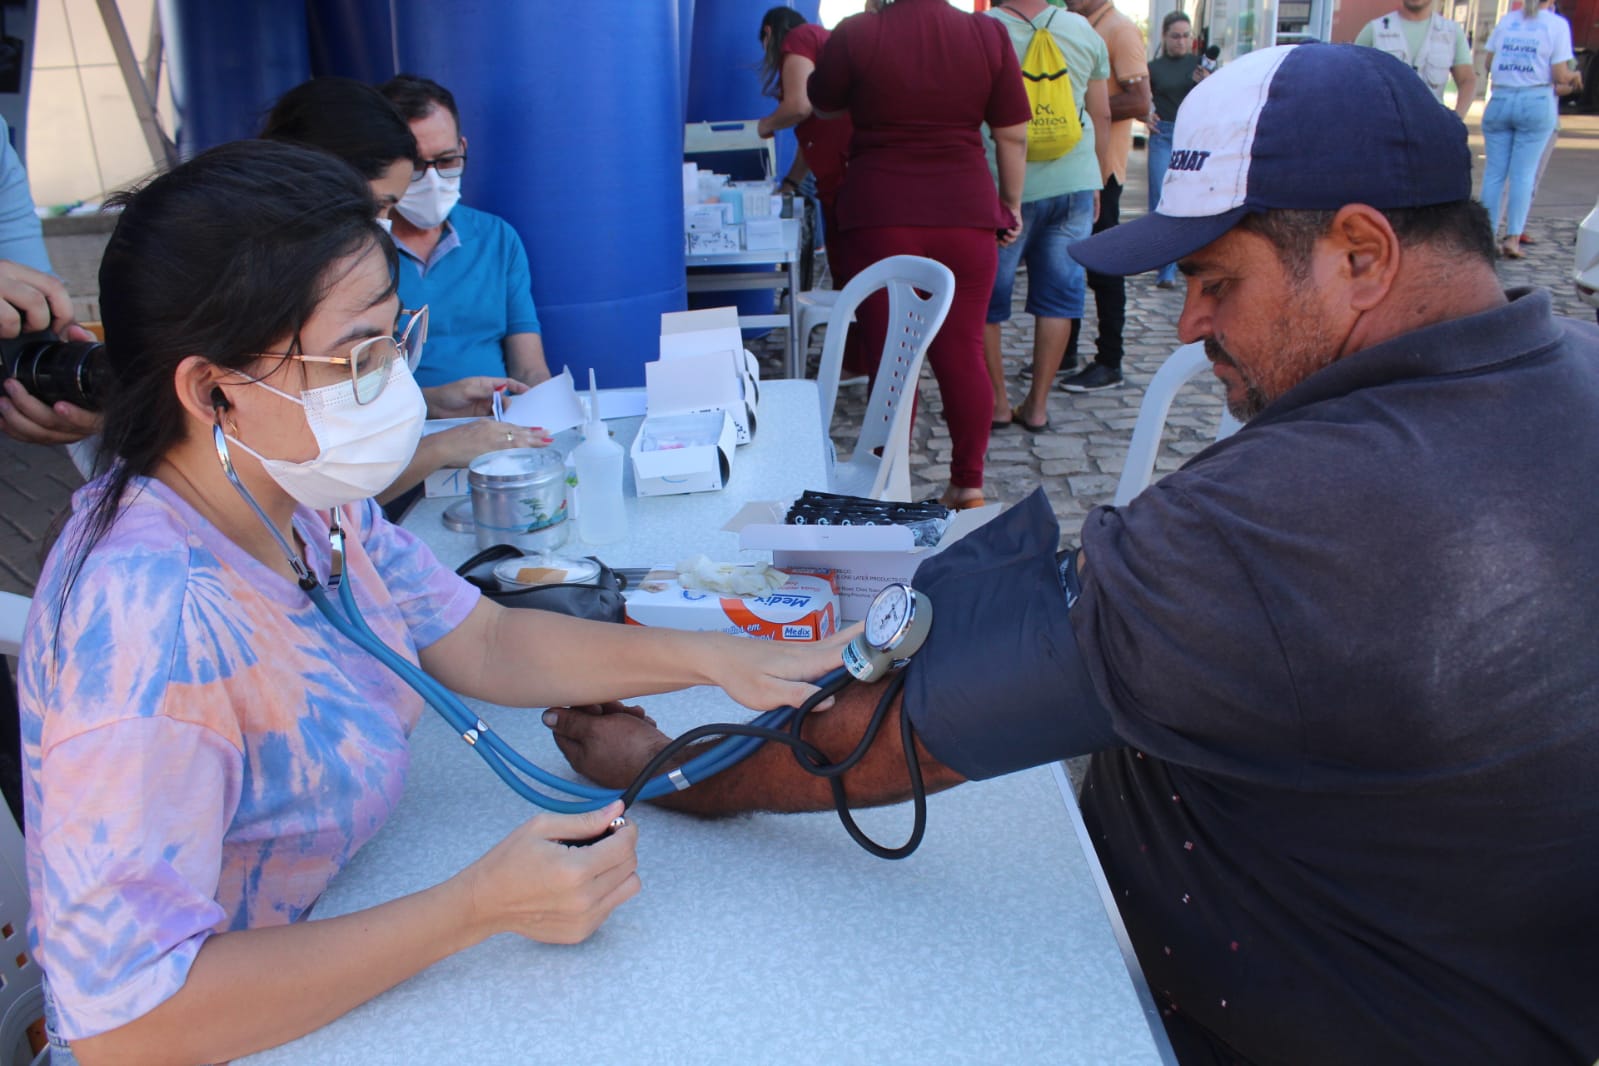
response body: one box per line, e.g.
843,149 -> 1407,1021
1354,0 -> 1475,118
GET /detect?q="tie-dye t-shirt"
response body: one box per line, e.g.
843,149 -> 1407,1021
17,476 -> 479,1040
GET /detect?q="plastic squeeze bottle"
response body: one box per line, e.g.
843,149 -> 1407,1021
572,368 -> 627,544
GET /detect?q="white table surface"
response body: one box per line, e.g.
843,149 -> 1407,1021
405,380 -> 828,570
242,380 -> 1170,1065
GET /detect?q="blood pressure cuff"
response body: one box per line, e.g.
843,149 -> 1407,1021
901,489 -> 1119,780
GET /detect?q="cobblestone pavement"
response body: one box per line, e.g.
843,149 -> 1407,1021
2,151 -> 1594,599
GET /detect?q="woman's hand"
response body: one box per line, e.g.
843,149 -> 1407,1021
998,202 -> 1025,249
699,624 -> 860,713
431,419 -> 553,469
458,801 -> 640,945
423,376 -> 529,420
1146,112 -> 1162,134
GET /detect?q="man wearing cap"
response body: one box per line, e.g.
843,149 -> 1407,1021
548,43 -> 1599,1066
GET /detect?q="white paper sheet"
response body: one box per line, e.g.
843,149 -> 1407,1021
499,367 -> 585,433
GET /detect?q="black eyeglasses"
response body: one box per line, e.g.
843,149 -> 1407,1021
412,146 -> 467,182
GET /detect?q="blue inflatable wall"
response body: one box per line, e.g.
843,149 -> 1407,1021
687,0 -> 819,178
678,0 -> 697,120
685,0 -> 819,327
379,3 -> 686,388
158,0 -> 310,156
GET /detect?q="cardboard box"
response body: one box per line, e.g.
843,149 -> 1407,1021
630,406 -> 736,496
660,307 -> 760,444
743,217 -> 785,251
686,202 -> 734,232
726,502 -> 1004,620
419,418 -> 476,497
423,465 -> 471,498
687,229 -> 741,255
625,567 -> 840,641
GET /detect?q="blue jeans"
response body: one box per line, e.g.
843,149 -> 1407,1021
986,189 -> 1096,323
1145,124 -> 1178,284
1480,88 -> 1558,238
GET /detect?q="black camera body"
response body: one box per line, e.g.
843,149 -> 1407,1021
0,331 -> 110,410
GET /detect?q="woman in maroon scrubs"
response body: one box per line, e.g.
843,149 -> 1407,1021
809,0 -> 1030,509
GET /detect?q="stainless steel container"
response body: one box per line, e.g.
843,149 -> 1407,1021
467,448 -> 569,552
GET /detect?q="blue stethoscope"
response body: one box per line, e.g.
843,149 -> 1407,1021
214,419 -> 936,855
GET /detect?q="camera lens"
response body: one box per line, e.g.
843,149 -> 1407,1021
0,331 -> 111,411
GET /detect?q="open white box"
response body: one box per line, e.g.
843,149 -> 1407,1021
660,306 -> 760,444
726,502 -> 1004,620
630,358 -> 738,496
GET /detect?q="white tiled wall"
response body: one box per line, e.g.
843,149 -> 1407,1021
26,0 -> 170,207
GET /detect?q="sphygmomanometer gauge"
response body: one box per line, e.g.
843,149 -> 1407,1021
844,583 -> 933,682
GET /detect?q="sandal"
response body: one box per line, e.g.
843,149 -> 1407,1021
1011,406 -> 1050,433
1499,242 -> 1526,260
940,489 -> 987,511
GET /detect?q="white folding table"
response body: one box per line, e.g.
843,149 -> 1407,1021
241,380 -> 1173,1065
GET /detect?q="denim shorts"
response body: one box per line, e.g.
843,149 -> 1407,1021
987,188 -> 1096,323
44,980 -> 81,1065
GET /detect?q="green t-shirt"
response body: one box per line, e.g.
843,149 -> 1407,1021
985,6 -> 1111,201
1149,52 -> 1201,123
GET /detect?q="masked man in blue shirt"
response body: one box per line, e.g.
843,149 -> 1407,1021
378,75 -> 550,390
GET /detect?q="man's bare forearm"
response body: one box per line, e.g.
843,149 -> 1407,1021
552,680 -> 966,817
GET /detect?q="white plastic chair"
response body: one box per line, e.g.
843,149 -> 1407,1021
0,804 -> 42,1066
0,595 -> 44,1066
794,291 -> 867,389
0,593 -> 26,658
815,255 -> 956,502
795,289 -> 843,359
1113,342 -> 1243,507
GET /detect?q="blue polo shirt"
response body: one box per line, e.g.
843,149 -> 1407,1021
394,203 -> 542,388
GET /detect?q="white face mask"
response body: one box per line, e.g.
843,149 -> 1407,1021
395,168 -> 461,229
375,215 -> 394,234
227,360 -> 426,510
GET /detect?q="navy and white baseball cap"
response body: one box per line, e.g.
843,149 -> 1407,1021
1069,43 -> 1473,276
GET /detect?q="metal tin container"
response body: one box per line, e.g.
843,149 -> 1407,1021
467,448 -> 569,552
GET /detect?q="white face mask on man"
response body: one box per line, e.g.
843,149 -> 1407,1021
395,167 -> 461,230
226,360 -> 426,510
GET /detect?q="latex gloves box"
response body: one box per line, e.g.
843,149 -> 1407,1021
419,418 -> 475,497
629,356 -> 738,497
725,501 -> 1004,620
660,307 -> 759,444
624,568 -> 841,641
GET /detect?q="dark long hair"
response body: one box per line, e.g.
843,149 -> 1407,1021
57,140 -> 396,617
759,7 -> 809,98
260,76 -> 419,179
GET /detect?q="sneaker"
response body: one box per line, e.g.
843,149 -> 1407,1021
1019,358 -> 1078,381
1058,363 -> 1124,392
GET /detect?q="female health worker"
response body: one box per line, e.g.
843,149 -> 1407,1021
18,140 -> 846,1066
